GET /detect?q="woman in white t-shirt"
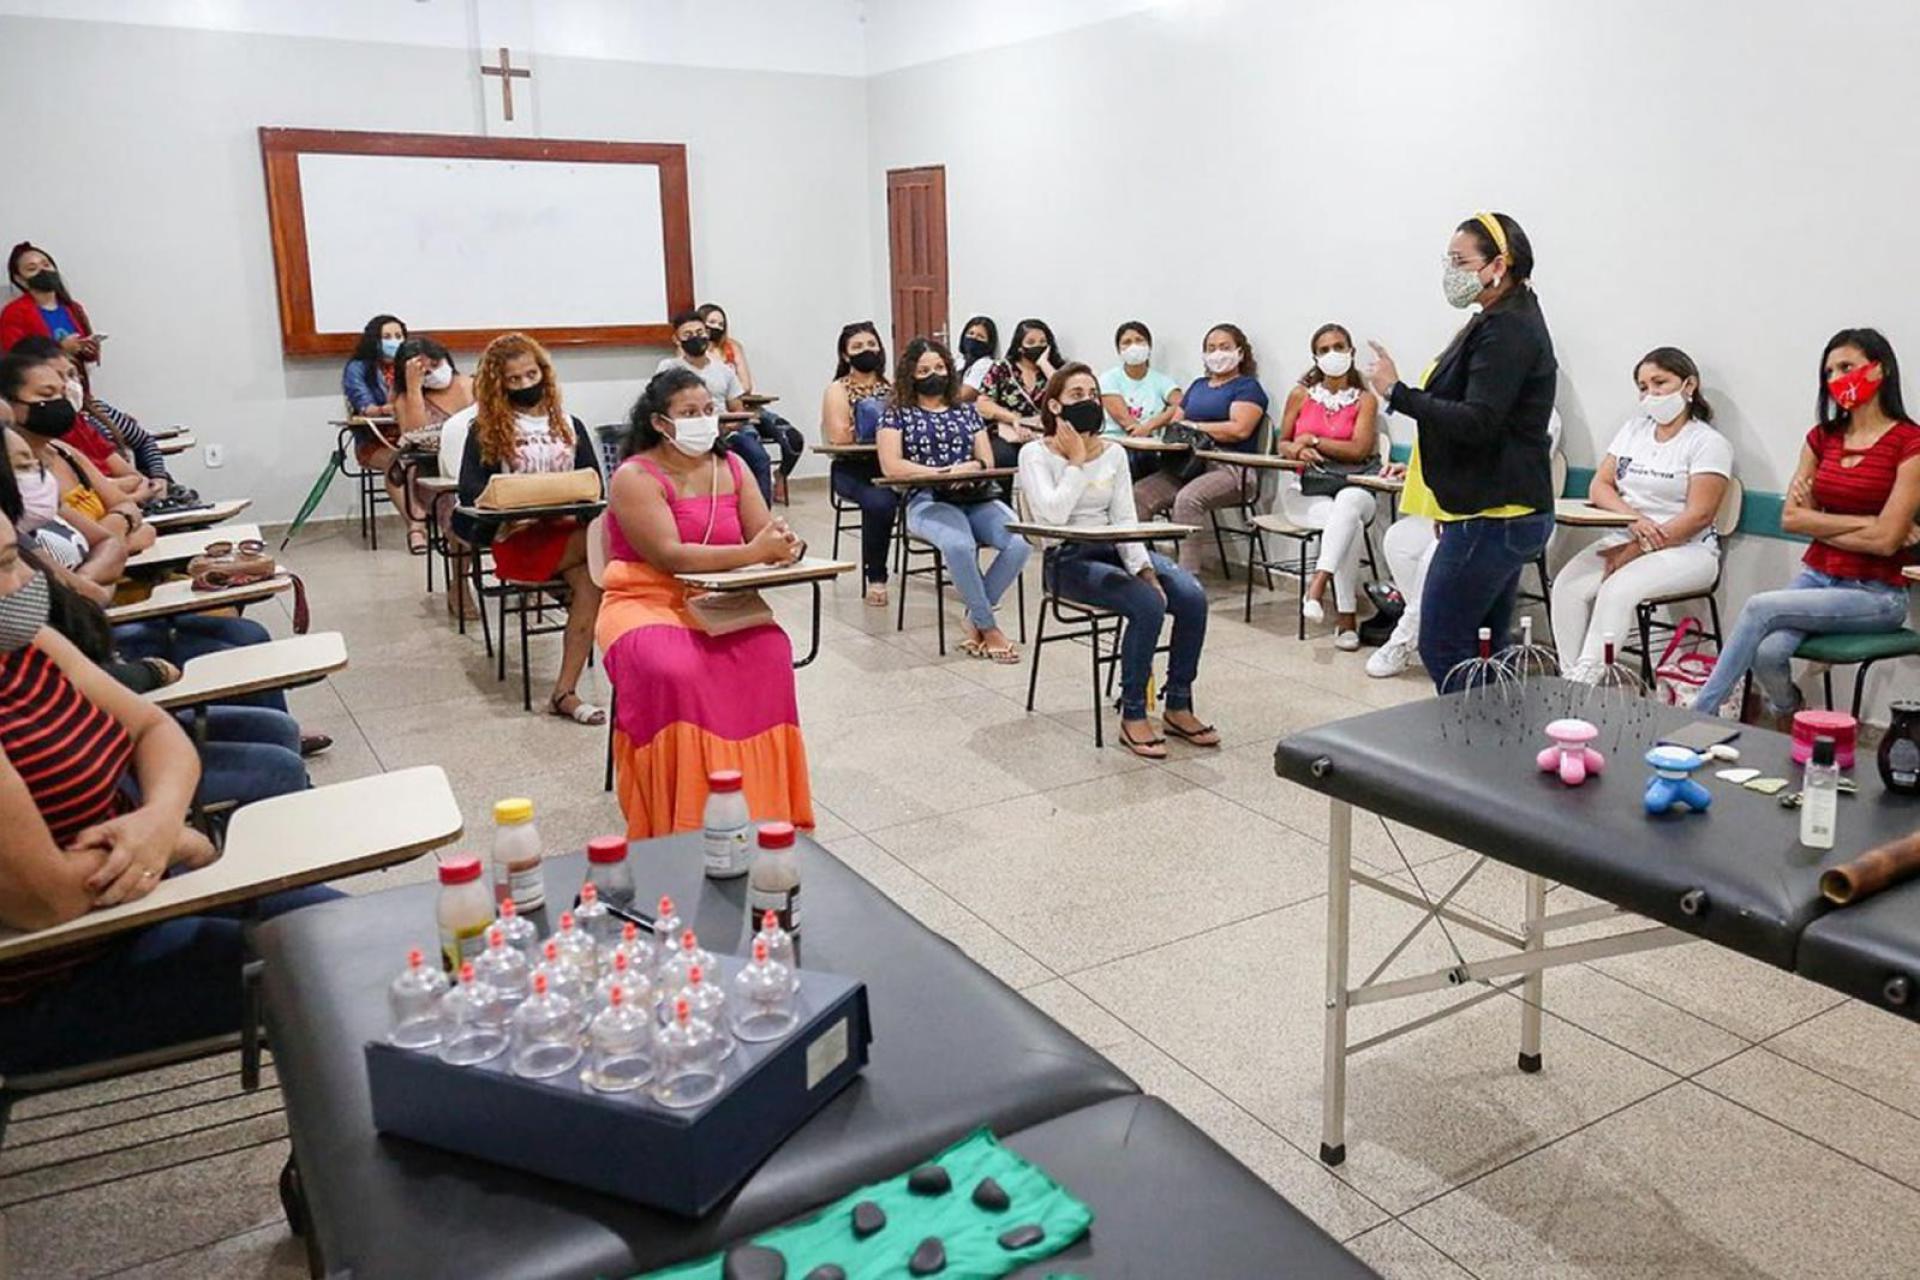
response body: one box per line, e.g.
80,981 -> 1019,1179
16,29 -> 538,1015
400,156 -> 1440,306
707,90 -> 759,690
1551,347 -> 1733,679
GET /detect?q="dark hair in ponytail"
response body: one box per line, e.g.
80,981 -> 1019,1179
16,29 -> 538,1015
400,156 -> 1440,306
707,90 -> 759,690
1300,322 -> 1356,389
1634,347 -> 1714,424
1818,327 -> 1907,430
1455,212 -> 1535,285
623,366 -> 708,458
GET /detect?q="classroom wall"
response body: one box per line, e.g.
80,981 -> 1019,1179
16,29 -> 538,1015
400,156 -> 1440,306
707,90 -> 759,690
866,0 -> 1920,709
0,13 -> 871,522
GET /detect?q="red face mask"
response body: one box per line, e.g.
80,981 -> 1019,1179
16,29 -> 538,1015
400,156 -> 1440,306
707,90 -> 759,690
1828,361 -> 1884,412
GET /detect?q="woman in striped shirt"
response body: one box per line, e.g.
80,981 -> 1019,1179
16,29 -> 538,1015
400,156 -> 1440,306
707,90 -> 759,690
1692,328 -> 1920,723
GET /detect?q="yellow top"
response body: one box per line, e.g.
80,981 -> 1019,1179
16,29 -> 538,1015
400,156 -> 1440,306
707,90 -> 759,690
493,797 -> 535,824
1395,350 -> 1536,524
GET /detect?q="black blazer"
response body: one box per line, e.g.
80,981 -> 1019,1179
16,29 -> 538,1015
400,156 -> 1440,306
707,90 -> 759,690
1389,288 -> 1556,515
451,413 -> 601,546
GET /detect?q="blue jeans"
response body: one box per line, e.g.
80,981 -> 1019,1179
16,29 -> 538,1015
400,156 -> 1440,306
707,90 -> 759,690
726,430 -> 775,506
1692,568 -> 1912,715
0,886 -> 341,1075
906,495 -> 1031,631
1419,511 -> 1554,693
1049,547 -> 1208,718
191,707 -> 310,808
831,459 -> 900,585
115,616 -> 290,713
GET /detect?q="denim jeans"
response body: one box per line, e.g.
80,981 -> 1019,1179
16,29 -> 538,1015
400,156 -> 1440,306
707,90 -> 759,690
1048,546 -> 1208,719
830,459 -> 900,585
114,616 -> 290,713
905,495 -> 1031,631
1419,511 -> 1555,692
1692,568 -> 1912,715
726,430 -> 775,506
191,707 -> 310,809
0,886 -> 341,1075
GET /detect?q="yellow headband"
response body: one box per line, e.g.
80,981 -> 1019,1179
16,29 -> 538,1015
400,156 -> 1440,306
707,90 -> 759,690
1473,211 -> 1510,264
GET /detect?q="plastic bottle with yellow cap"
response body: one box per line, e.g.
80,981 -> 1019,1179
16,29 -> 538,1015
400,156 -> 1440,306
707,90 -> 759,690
491,796 -> 548,923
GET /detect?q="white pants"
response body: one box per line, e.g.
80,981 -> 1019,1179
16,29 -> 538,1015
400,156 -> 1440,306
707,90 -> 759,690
1382,515 -> 1437,648
1275,482 -> 1377,612
1549,535 -> 1721,677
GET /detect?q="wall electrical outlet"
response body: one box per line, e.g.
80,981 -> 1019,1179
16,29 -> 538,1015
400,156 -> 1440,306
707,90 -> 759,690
204,444 -> 225,468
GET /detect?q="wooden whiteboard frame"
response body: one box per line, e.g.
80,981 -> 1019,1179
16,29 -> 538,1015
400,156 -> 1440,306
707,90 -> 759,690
259,128 -> 694,356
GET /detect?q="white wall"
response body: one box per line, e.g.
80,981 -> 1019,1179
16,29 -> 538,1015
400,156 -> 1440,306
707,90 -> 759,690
866,0 -> 1920,709
0,14 -> 871,522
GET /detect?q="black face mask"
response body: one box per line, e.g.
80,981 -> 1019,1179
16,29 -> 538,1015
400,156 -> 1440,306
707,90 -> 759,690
1059,400 -> 1104,435
680,336 -> 710,358
1020,345 -> 1049,365
707,326 -> 727,342
506,382 -> 546,409
23,269 -> 59,293
848,349 -> 885,375
959,337 -> 989,364
913,372 -> 949,398
23,398 -> 77,438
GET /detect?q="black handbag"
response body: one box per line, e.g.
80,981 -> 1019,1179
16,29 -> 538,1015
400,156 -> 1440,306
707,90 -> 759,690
1297,461 -> 1373,498
1158,422 -> 1213,483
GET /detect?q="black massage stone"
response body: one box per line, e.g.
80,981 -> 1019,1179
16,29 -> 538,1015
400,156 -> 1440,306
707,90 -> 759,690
998,1223 -> 1046,1250
802,1268 -> 846,1280
721,1243 -> 786,1280
851,1200 -> 886,1238
907,1164 -> 952,1196
971,1176 -> 1010,1211
908,1237 -> 947,1275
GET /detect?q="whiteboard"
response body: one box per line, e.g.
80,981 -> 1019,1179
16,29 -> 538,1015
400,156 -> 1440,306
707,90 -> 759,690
297,152 -> 669,333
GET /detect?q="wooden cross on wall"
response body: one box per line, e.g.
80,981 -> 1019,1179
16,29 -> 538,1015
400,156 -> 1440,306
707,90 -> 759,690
479,46 -> 531,121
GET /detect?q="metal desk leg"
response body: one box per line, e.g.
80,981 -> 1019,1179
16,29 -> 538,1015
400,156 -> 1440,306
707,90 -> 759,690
1519,872 -> 1546,1072
188,706 -> 211,832
1320,796 -> 1353,1166
240,898 -> 265,1091
793,581 -> 824,669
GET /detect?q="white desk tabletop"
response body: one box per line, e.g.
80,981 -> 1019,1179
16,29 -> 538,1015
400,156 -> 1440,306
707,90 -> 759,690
106,575 -> 292,623
1350,473 -> 1407,494
146,499 -> 252,530
0,766 -> 462,962
148,632 -> 347,711
1116,437 -> 1191,452
813,442 -> 879,457
1904,566 -> 1920,583
1554,499 -> 1636,528
125,523 -> 264,570
419,475 -> 461,493
874,468 -> 1017,488
1193,449 -> 1303,470
1006,521 -> 1199,543
158,434 -> 198,456
677,556 -> 858,591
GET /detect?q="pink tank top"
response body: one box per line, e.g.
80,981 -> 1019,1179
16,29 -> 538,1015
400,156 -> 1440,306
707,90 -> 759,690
1294,389 -> 1362,442
608,453 -> 747,563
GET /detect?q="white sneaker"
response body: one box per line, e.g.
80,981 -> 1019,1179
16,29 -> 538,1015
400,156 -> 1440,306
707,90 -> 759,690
1334,629 -> 1361,652
1302,597 -> 1326,624
1366,639 -> 1414,678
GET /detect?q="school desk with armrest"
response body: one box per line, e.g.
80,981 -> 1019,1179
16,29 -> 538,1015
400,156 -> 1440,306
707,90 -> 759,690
123,522 -> 265,573
145,498 -> 252,531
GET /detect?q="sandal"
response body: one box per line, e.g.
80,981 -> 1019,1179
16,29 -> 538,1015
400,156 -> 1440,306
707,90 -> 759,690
407,528 -> 429,556
549,691 -> 607,726
982,643 -> 1021,665
1162,716 -> 1222,748
957,636 -> 987,658
1118,723 -> 1169,760
864,584 -> 888,608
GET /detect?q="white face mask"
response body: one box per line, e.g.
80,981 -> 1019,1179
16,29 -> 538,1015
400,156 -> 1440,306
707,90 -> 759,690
422,364 -> 453,391
15,463 -> 60,529
1120,342 -> 1151,368
1641,389 -> 1689,425
1315,350 -> 1354,378
64,378 -> 83,411
1203,348 -> 1242,375
666,413 -> 720,456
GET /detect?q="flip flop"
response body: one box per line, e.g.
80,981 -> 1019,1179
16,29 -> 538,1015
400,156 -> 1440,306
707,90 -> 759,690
983,643 -> 1021,665
407,529 -> 429,555
1118,724 -> 1169,759
1163,718 -> 1222,747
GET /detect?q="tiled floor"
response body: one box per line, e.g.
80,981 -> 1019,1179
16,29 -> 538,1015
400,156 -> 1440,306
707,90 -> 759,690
5,481 -> 1919,1279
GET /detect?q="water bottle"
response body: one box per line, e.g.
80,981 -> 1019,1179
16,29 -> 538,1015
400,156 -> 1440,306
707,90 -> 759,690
387,948 -> 449,1049
435,855 -> 493,975
584,835 -> 636,910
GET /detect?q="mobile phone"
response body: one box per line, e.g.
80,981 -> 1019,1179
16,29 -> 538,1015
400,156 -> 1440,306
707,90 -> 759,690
1658,721 -> 1740,753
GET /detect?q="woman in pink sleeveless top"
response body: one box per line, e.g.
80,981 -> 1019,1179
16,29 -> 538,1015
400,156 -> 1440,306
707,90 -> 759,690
594,367 -> 814,838
1274,323 -> 1383,649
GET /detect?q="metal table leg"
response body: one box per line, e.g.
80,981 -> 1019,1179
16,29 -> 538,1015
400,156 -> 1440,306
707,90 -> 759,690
793,581 -> 824,668
1320,795 -> 1352,1166
1519,872 -> 1546,1072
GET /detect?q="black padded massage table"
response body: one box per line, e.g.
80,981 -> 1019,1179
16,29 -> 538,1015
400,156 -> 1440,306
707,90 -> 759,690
1273,679 -> 1920,1165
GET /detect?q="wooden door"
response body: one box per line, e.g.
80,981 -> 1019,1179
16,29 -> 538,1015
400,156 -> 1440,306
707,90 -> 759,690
886,166 -> 949,355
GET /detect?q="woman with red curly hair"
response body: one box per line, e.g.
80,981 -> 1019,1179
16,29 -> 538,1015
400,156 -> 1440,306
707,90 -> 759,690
448,333 -> 605,725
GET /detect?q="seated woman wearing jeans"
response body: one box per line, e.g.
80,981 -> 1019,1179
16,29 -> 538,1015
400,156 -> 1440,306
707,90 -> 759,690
1693,328 -> 1920,724
819,321 -> 898,607
1551,347 -> 1731,680
1019,364 -> 1217,758
0,513 -> 334,1076
878,337 -> 1031,663
1274,323 -> 1381,650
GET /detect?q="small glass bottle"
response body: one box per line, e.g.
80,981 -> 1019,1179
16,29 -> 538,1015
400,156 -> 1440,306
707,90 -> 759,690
730,938 -> 798,1043
495,896 -> 541,964
745,822 -> 801,940
651,996 -> 725,1109
594,948 -> 654,1021
584,834 -> 636,911
532,938 -> 590,1011
677,963 -> 733,1061
1801,735 -> 1839,851
702,770 -> 754,880
754,909 -> 800,989
438,962 -> 509,1066
509,972 -> 584,1079
605,919 -> 657,981
572,882 -> 617,951
471,925 -> 531,1011
584,984 -> 655,1094
491,797 -> 548,923
552,910 -> 600,984
436,855 -> 494,975
388,947 -> 449,1049
1878,701 -> 1920,796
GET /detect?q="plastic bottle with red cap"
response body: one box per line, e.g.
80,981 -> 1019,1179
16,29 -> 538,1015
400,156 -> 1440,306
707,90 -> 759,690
584,834 -> 635,911
701,770 -> 753,880
651,996 -> 725,1109
745,822 -> 800,940
436,855 -> 493,974
388,948 -> 449,1049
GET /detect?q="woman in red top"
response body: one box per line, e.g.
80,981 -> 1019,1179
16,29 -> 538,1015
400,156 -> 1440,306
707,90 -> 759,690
2,243 -> 100,380
1692,328 -> 1920,723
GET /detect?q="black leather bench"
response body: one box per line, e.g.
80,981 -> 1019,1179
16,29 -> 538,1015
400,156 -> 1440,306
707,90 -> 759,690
259,834 -> 1143,1279
1796,879 -> 1920,1021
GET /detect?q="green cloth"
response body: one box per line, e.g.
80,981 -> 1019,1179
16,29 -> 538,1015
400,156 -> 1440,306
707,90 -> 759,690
640,1129 -> 1092,1280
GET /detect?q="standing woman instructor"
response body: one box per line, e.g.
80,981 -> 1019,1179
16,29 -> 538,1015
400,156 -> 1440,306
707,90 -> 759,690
1366,212 -> 1556,690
